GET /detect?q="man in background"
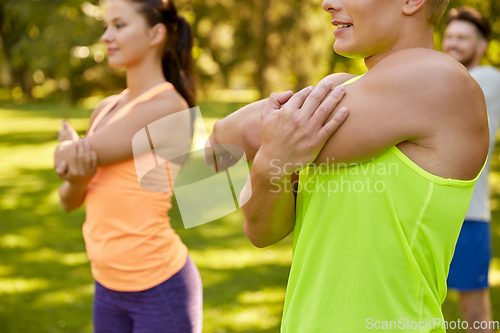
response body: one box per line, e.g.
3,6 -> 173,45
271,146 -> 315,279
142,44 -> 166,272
443,6 -> 500,332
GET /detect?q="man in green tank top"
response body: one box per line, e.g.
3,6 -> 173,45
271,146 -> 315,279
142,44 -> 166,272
205,0 -> 490,331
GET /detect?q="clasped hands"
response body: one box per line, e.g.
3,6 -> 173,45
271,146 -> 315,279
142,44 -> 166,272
205,79 -> 348,174
54,120 -> 98,187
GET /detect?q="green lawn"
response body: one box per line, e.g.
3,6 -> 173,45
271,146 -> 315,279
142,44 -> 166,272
1,102 -> 500,332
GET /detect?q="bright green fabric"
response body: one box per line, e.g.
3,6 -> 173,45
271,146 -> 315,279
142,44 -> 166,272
281,75 -> 488,332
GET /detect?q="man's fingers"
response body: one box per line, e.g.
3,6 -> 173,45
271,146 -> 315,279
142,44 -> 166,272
262,91 -> 294,118
284,86 -> 314,110
270,91 -> 294,108
301,79 -> 340,118
317,107 -> 349,142
309,85 -> 347,129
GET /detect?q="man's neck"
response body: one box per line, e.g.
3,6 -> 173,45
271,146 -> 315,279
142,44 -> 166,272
364,25 -> 435,70
465,59 -> 481,71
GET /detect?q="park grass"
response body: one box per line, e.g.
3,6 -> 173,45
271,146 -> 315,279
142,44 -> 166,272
0,102 -> 291,333
1,102 -> 500,333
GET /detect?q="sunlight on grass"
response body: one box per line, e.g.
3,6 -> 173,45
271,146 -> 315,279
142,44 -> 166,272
0,265 -> 15,276
237,287 -> 286,304
490,257 -> 500,287
192,116 -> 218,150
0,142 -> 58,170
199,270 -> 232,288
34,284 -> 94,307
0,234 -> 32,248
60,252 -> 89,266
204,305 -> 282,332
0,277 -> 49,294
490,173 -> 500,197
190,248 -> 292,269
22,247 -> 62,263
21,248 -> 88,266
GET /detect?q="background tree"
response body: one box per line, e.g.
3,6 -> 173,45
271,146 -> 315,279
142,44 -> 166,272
0,0 -> 498,105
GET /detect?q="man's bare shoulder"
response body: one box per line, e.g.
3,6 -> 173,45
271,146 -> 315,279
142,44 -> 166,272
323,73 -> 358,86
362,48 -> 484,116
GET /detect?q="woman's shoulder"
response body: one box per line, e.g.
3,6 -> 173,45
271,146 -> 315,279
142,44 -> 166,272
130,87 -> 190,119
89,94 -> 120,125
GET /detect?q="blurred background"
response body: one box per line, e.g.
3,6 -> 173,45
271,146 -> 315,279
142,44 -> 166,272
1,0 -> 500,332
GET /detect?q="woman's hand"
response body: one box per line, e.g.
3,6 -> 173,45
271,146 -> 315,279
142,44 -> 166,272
58,119 -> 79,142
55,139 -> 98,187
255,79 -> 348,176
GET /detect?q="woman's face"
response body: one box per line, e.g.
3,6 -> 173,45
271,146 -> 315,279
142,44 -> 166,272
101,0 -> 156,68
322,0 -> 404,60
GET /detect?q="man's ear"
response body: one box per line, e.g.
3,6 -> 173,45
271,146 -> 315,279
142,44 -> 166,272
402,0 -> 427,16
149,23 -> 167,47
478,38 -> 488,58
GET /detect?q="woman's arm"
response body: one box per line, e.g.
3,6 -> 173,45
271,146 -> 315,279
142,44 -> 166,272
54,90 -> 191,168
58,181 -> 88,212
56,140 -> 98,212
55,95 -> 120,212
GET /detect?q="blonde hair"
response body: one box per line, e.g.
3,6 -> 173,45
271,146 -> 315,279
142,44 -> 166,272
427,0 -> 449,25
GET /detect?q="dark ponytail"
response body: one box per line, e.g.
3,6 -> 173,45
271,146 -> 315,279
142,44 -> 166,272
161,15 -> 196,108
130,0 -> 196,134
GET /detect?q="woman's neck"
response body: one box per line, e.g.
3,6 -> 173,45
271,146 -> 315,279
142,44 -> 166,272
125,54 -> 166,101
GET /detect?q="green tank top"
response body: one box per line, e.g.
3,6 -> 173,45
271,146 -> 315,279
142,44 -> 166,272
281,75 -> 489,332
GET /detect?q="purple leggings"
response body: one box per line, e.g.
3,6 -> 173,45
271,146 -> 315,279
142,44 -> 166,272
93,254 -> 203,333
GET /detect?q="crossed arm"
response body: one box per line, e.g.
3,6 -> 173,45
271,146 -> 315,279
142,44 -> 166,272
54,91 -> 190,167
212,53 -> 466,247
55,90 -> 191,211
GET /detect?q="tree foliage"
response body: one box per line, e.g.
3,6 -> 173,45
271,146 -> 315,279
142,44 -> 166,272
0,0 -> 498,104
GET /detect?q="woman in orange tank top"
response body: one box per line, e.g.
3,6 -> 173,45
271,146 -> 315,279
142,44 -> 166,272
53,1 -> 202,332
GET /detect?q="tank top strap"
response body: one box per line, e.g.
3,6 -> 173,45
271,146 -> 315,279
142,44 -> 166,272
87,82 -> 175,136
341,74 -> 365,86
111,82 -> 174,124
88,91 -> 126,135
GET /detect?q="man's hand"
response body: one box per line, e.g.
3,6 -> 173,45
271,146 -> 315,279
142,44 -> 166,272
58,119 -> 79,142
255,80 -> 349,175
55,139 -> 98,188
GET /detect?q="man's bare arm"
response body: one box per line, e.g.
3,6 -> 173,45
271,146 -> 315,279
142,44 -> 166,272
241,83 -> 349,248
212,73 -> 356,161
212,99 -> 267,162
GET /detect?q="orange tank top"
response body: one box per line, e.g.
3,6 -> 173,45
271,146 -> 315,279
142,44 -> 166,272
83,82 -> 188,291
